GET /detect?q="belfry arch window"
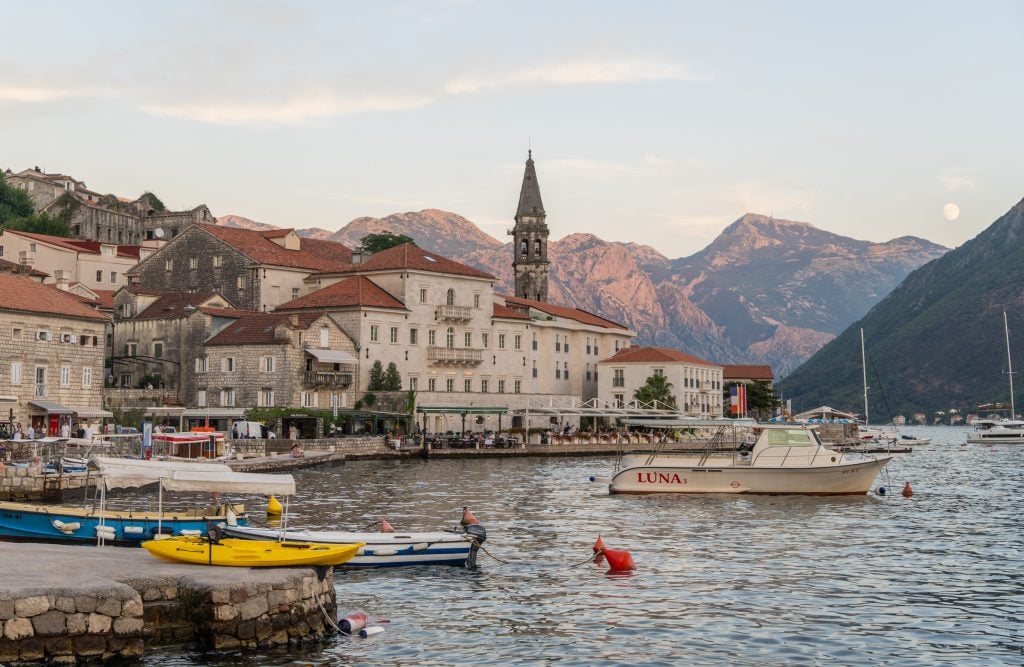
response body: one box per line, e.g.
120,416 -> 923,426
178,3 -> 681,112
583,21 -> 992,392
534,239 -> 542,256
446,327 -> 455,348
446,288 -> 455,306
520,239 -> 528,259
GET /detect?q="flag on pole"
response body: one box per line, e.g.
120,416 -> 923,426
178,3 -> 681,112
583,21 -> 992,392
729,385 -> 739,416
739,384 -> 748,417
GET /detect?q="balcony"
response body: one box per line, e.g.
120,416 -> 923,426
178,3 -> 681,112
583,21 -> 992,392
435,304 -> 472,322
303,371 -> 353,388
427,346 -> 483,365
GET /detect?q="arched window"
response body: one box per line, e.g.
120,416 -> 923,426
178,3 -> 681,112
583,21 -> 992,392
534,239 -> 542,256
446,327 -> 455,348
446,288 -> 455,306
520,239 -> 528,259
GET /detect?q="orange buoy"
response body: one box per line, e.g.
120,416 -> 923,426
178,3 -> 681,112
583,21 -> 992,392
461,506 -> 480,526
902,482 -> 913,497
602,547 -> 635,572
380,518 -> 394,533
339,611 -> 368,634
593,534 -> 605,553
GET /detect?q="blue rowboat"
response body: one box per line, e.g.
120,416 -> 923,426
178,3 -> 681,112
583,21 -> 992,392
0,500 -> 245,546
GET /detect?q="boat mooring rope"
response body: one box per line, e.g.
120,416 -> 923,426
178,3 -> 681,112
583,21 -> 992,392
472,539 -> 511,564
315,594 -> 342,634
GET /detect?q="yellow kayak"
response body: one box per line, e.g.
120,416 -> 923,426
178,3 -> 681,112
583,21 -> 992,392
141,536 -> 365,567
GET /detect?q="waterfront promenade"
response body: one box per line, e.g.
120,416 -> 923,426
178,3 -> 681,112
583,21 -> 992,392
0,543 -> 336,663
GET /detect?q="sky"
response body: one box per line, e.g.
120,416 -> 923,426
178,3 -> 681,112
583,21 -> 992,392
1,1 -> 1022,258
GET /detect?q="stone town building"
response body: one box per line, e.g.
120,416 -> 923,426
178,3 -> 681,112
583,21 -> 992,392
276,244 -> 633,432
4,167 -> 213,244
509,151 -> 550,302
124,224 -> 353,312
597,346 -> 724,418
110,289 -> 243,393
0,273 -> 110,435
0,229 -> 141,294
199,311 -> 358,415
0,258 -> 48,282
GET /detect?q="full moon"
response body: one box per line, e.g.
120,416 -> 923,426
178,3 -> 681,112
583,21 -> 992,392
943,202 -> 960,221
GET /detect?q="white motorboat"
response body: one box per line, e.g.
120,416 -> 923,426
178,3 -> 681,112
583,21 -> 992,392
608,420 -> 891,495
222,522 -> 485,568
966,418 -> 1024,444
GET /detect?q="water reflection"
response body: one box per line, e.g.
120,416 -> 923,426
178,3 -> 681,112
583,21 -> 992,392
142,427 -> 1023,666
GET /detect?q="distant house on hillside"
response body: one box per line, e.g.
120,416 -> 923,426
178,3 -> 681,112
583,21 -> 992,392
4,166 -> 212,244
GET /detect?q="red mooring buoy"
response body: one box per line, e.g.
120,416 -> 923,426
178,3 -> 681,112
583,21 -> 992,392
593,534 -> 605,552
902,482 -> 914,497
380,518 -> 394,533
602,547 -> 636,572
461,506 -> 480,526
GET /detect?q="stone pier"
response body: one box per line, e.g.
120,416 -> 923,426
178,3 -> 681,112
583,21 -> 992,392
0,544 -> 337,664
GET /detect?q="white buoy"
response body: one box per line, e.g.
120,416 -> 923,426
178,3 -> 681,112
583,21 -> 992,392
359,626 -> 385,638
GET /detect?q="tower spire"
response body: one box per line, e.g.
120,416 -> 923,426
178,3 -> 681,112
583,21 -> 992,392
509,150 -> 550,302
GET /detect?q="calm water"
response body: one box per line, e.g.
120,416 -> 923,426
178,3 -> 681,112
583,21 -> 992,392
145,426 -> 1023,666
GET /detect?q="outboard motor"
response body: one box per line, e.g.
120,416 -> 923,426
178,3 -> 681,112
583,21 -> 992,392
464,523 -> 487,568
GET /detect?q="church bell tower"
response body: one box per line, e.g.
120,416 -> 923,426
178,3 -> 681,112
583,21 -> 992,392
509,150 -> 550,302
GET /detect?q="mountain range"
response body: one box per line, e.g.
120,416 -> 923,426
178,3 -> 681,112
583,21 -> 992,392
216,209 -> 948,376
778,197 -> 1024,417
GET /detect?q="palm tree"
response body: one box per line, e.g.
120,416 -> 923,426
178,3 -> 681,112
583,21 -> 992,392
633,374 -> 678,410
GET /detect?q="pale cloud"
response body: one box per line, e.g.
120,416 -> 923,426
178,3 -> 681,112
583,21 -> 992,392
548,158 -> 632,173
642,154 -> 672,167
142,92 -> 435,125
0,85 -> 79,103
939,174 -> 977,192
732,183 -> 816,216
442,58 -> 696,95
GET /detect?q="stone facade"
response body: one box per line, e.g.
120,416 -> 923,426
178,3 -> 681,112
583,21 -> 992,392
597,347 -> 724,417
0,309 -> 107,435
0,229 -> 139,294
198,313 -> 358,412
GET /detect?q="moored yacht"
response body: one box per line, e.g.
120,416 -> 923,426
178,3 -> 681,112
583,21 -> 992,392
608,420 -> 891,495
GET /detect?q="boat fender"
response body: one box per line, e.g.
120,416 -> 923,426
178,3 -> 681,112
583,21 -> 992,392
95,526 -> 116,538
340,611 -> 368,634
179,529 -> 202,536
123,526 -> 144,535
52,520 -> 81,533
359,626 -> 385,638
877,486 -> 887,496
225,508 -> 237,527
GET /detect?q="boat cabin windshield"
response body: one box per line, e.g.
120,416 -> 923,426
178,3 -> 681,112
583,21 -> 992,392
766,429 -> 819,447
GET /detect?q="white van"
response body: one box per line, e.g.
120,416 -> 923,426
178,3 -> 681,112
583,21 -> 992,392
231,421 -> 267,439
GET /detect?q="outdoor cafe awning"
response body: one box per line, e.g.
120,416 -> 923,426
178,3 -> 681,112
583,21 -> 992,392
416,406 -> 509,415
305,349 -> 358,364
29,400 -> 74,415
69,407 -> 114,419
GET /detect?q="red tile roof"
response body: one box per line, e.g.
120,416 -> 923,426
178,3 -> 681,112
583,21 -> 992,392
504,295 -> 628,330
328,243 -> 494,279
0,257 -> 49,278
206,312 -> 322,346
201,224 -> 352,271
601,346 -> 719,367
0,273 -> 110,321
199,306 -> 249,319
492,302 -> 531,320
723,364 -> 774,381
3,230 -> 141,258
134,293 -> 228,321
87,289 -> 117,310
276,276 -> 406,311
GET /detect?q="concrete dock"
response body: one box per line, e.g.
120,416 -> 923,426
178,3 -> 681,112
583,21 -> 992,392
0,543 -> 336,663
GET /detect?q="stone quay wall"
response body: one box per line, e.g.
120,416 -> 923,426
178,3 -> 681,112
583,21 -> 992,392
0,545 -> 338,663
0,466 -> 93,502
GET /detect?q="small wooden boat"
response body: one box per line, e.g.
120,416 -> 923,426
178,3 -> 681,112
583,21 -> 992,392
142,535 -> 365,567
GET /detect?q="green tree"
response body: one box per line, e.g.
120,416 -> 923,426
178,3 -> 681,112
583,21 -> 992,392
745,380 -> 780,418
384,362 -> 402,390
0,173 -> 36,227
368,360 -> 385,391
633,374 -> 678,409
360,232 -> 416,253
3,212 -> 72,237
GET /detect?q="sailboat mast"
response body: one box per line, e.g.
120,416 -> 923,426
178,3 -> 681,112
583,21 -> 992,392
861,328 -> 869,426
1004,310 -> 1015,419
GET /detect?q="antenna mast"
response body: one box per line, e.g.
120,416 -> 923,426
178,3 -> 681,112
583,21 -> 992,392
861,328 -> 869,426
